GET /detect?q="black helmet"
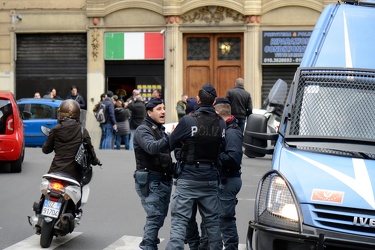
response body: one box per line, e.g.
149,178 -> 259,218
58,99 -> 80,122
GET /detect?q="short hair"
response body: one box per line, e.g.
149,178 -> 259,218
135,95 -> 144,102
71,85 -> 78,90
198,89 -> 216,105
235,78 -> 244,87
214,103 -> 231,117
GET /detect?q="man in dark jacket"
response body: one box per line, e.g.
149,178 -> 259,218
66,85 -> 86,110
166,83 -> 226,250
127,94 -> 146,150
225,78 -> 253,132
133,98 -> 173,250
100,91 -> 117,149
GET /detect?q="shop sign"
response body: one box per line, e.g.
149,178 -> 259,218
105,32 -> 164,60
262,31 -> 312,65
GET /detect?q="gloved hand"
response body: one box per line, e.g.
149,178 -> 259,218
92,157 -> 102,166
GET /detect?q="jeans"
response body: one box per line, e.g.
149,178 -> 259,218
128,129 -> 135,150
135,174 -> 172,250
219,177 -> 242,249
115,134 -> 130,150
166,179 -> 222,250
100,123 -> 114,149
236,118 -> 246,133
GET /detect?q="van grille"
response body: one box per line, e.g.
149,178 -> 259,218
287,68 -> 375,141
312,204 -> 375,236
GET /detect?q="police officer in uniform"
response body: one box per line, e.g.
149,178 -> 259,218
166,84 -> 226,250
215,98 -> 243,249
133,98 -> 173,250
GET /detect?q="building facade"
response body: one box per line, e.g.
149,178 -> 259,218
0,0 -> 336,147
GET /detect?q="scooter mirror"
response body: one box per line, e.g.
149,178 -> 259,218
41,126 -> 51,136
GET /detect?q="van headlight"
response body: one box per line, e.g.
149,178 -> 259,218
255,171 -> 301,232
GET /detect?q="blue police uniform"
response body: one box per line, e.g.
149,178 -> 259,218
218,116 -> 243,249
166,105 -> 226,250
133,114 -> 173,250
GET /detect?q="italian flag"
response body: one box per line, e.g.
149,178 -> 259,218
105,32 -> 164,60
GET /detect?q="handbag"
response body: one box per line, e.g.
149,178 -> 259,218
75,126 -> 91,172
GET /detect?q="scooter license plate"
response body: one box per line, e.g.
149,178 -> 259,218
41,200 -> 61,218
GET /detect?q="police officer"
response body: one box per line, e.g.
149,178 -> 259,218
166,83 -> 226,250
133,98 -> 173,250
215,98 -> 243,249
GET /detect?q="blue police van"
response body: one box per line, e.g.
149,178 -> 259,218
245,1 -> 375,249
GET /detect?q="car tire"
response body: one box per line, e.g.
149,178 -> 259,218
10,147 -> 24,173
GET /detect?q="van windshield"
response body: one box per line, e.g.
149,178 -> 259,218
287,68 -> 375,141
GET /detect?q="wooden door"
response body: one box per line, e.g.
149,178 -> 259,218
183,33 -> 243,98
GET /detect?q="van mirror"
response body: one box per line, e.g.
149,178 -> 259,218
243,114 -> 278,158
40,126 -> 51,136
268,79 -> 288,106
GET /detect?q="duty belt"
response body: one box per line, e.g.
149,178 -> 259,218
183,162 -> 216,168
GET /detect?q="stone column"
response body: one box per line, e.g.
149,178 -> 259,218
87,21 -> 105,148
244,16 -> 262,109
164,16 -> 182,123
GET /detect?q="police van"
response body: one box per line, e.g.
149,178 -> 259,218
245,1 -> 375,249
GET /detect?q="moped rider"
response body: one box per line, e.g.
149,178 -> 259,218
42,99 -> 101,213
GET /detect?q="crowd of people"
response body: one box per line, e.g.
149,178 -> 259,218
34,86 -> 86,109
94,89 -> 150,150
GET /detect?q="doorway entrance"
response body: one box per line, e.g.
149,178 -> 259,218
183,33 -> 244,98
105,60 -> 164,102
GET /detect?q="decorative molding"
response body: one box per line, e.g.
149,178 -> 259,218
181,6 -> 245,25
91,28 -> 100,61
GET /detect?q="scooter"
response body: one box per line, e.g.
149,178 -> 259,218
243,78 -> 288,158
27,126 -> 95,248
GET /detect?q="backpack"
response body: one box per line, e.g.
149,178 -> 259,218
95,102 -> 106,123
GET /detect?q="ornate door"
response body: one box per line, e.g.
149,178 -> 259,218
183,33 -> 243,98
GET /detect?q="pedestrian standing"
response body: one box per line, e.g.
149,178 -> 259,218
114,99 -> 131,150
127,94 -> 146,150
100,91 -> 117,149
225,78 -> 252,132
133,98 -> 173,250
214,98 -> 243,249
66,85 -> 86,109
166,83 -> 226,250
50,88 -> 62,100
176,94 -> 188,121
93,93 -> 106,149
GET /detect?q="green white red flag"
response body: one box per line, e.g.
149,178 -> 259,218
105,32 -> 164,60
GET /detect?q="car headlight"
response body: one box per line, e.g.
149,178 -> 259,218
256,171 -> 301,232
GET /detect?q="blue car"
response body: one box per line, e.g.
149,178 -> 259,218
17,98 -> 63,147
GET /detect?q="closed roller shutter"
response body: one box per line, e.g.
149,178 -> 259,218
16,34 -> 87,100
261,65 -> 297,107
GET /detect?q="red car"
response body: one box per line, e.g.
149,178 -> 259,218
0,91 -> 25,173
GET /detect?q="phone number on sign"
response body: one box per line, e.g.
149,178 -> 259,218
263,58 -> 302,63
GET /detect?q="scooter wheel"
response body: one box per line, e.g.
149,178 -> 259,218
40,219 -> 55,248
